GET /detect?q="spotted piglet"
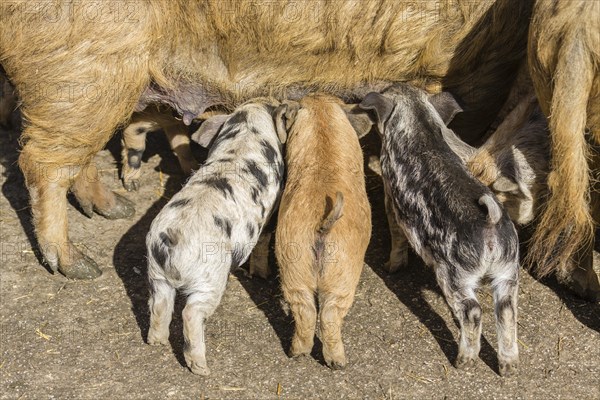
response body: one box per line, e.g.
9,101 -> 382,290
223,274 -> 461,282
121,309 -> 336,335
145,99 -> 287,375
360,84 -> 520,377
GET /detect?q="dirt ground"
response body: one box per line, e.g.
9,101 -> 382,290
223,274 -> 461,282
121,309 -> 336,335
1,121 -> 599,400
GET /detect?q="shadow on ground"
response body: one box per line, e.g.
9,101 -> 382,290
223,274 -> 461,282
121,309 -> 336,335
0,120 -> 50,272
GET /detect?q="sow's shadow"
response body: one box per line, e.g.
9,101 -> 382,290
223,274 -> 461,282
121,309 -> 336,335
360,132 -> 499,374
0,117 -> 52,272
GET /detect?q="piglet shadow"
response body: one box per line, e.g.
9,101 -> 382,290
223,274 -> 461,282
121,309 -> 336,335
360,132 -> 499,374
236,267 -> 330,367
110,131 -> 206,368
234,256 -> 309,363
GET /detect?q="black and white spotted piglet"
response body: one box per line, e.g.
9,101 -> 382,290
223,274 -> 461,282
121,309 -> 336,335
360,84 -> 520,377
145,99 -> 287,375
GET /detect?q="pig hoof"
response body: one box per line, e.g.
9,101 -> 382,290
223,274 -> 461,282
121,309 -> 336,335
249,266 -> 271,280
385,251 -> 408,273
564,268 -> 600,302
570,285 -> 600,303
326,359 -> 347,370
96,192 -> 135,220
147,332 -> 169,346
58,254 -> 102,280
123,179 -> 140,192
187,361 -> 210,376
499,360 -> 518,377
455,354 -> 476,369
290,353 -> 309,361
383,260 -> 400,273
79,201 -> 94,218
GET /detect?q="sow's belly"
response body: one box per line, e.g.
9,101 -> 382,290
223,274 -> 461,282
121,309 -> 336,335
138,0 -> 532,142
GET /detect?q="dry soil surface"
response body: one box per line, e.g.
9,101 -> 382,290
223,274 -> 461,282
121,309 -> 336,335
1,125 -> 599,399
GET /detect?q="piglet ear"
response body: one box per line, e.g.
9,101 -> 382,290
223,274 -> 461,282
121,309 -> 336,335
341,103 -> 375,139
358,92 -> 394,132
274,100 -> 300,144
428,91 -> 463,125
492,176 -> 520,193
190,114 -> 230,147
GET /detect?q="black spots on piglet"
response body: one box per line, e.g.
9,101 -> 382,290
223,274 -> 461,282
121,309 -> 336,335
227,110 -> 248,125
261,139 -> 278,164
150,242 -> 168,268
214,215 -> 232,237
168,198 -> 191,209
230,245 -> 245,270
219,128 -> 241,142
462,298 -> 482,327
260,203 -> 266,219
246,222 -> 256,238
127,149 -> 143,169
151,229 -> 178,269
495,296 -> 515,324
205,177 -> 234,198
244,160 -> 268,188
251,187 -> 260,204
159,229 -> 178,247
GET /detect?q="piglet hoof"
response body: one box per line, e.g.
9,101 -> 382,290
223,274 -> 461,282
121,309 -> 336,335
383,260 -> 400,274
249,264 -> 271,280
78,200 -> 95,219
185,356 -> 210,376
499,359 -> 518,377
325,359 -> 347,371
290,352 -> 309,361
455,354 -> 476,370
147,337 -> 168,346
95,192 -> 135,220
147,331 -> 169,346
58,253 -> 102,280
123,179 -> 140,192
384,250 -> 408,273
189,363 -> 210,376
323,346 -> 347,370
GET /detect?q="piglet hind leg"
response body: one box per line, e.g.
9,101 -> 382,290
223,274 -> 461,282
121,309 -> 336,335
383,186 -> 409,273
147,279 -> 176,345
492,271 -> 519,377
163,122 -> 199,175
249,231 -> 272,279
121,119 -> 152,192
435,267 -> 482,369
318,290 -> 355,370
286,288 -> 317,359
182,286 -> 226,376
